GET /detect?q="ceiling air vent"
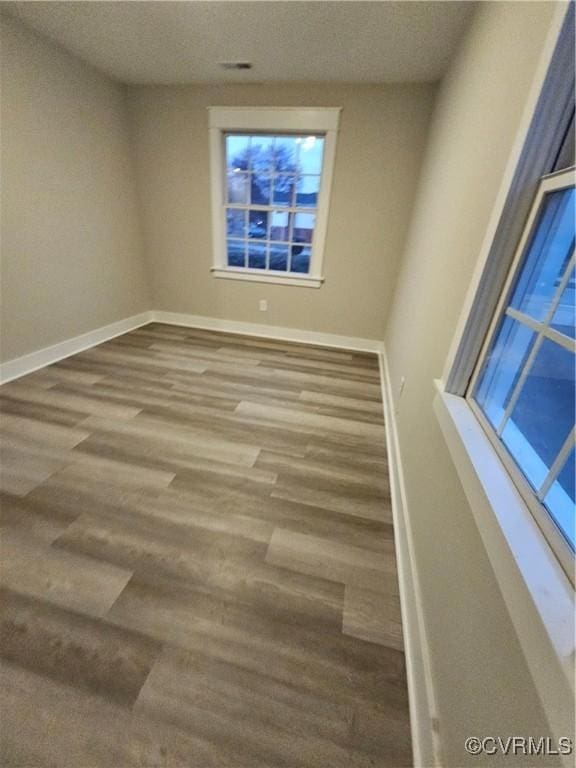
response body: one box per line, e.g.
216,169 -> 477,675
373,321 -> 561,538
220,62 -> 253,71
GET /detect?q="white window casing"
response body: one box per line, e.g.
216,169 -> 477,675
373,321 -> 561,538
466,167 -> 575,580
208,107 -> 341,288
433,4 -> 575,755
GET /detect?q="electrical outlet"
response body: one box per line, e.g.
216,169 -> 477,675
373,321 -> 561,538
399,376 -> 406,397
259,299 -> 268,312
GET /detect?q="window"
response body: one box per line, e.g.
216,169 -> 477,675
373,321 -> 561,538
433,11 -> 574,738
468,168 -> 575,570
225,133 -> 323,275
208,108 -> 340,287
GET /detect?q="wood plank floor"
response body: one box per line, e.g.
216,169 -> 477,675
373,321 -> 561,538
0,323 -> 411,768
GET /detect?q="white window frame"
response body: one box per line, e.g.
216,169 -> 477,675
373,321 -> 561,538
433,3 -> 575,751
467,167 -> 575,580
208,107 -> 341,288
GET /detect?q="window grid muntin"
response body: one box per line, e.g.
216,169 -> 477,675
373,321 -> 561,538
495,253 -> 576,438
225,205 -> 318,274
223,132 -> 324,275
226,173 -> 322,208
539,427 -> 576,501
469,171 -> 575,556
226,236 -> 313,271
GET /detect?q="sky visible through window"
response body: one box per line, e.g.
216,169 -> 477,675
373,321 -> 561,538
474,185 -> 575,550
224,134 -> 325,274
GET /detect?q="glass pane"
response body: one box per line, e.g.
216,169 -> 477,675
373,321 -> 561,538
551,268 -> 575,339
248,210 -> 268,239
227,239 -> 245,267
502,339 -> 575,490
269,243 -> 289,271
248,242 -> 266,269
544,448 -> 575,550
249,136 -> 274,171
296,175 -> 320,208
226,136 -> 250,170
274,137 -> 299,172
251,174 -> 271,206
475,317 -> 536,428
291,245 -> 311,274
298,136 -> 324,174
273,175 -> 296,207
509,187 -> 575,321
226,209 -> 246,238
293,213 -> 315,245
270,211 -> 290,241
223,133 -> 326,275
227,172 -> 250,205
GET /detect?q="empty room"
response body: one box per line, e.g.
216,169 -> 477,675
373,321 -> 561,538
0,1 -> 574,766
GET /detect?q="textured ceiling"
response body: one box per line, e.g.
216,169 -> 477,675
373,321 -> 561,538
2,1 -> 474,84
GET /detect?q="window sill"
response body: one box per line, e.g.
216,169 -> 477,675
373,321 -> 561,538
433,380 -> 574,745
211,268 -> 324,288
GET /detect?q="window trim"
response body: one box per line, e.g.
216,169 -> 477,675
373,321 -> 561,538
466,167 -> 575,581
433,384 -> 575,742
438,1 -> 575,582
434,3 -> 575,748
208,107 -> 341,286
443,3 -> 575,395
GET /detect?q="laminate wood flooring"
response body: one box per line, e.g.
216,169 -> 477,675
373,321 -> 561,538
0,323 -> 411,767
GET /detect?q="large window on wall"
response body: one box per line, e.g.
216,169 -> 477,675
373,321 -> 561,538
208,108 -> 340,288
225,133 -> 324,275
468,167 -> 575,574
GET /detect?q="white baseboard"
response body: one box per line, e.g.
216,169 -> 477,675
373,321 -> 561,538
0,310 -> 381,384
379,347 -> 441,768
151,311 -> 382,353
0,311 -> 153,384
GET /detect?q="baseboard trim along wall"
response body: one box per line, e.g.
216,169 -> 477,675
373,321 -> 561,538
0,310 -> 382,383
379,347 -> 441,768
151,311 -> 383,353
0,312 -> 153,384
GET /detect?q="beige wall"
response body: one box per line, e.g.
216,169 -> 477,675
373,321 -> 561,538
127,82 -> 435,340
0,15 -> 150,363
384,3 -> 565,765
